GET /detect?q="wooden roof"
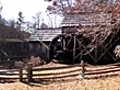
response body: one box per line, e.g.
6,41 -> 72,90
29,28 -> 62,42
61,12 -> 112,27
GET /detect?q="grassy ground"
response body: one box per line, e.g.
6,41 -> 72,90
0,76 -> 120,90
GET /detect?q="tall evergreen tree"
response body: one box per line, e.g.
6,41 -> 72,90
0,0 -> 3,23
16,11 -> 25,30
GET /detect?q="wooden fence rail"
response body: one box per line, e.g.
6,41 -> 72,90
0,61 -> 120,82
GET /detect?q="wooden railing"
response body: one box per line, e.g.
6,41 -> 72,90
0,61 -> 120,82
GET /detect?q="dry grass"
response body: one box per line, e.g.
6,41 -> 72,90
0,76 -> 120,90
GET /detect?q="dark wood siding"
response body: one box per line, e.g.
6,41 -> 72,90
29,41 -> 50,62
0,41 -> 29,59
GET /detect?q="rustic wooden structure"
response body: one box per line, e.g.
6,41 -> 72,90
29,28 -> 62,63
1,62 -> 120,82
27,64 -> 33,82
49,12 -> 120,65
81,60 -> 85,79
0,41 -> 29,60
19,68 -> 23,82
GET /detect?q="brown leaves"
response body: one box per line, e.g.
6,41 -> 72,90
45,0 -> 120,16
76,0 -> 81,3
47,5 -> 55,11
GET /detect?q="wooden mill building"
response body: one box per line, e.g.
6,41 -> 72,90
29,28 -> 62,62
29,12 -> 120,64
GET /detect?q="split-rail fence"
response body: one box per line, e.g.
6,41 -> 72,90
0,61 -> 120,82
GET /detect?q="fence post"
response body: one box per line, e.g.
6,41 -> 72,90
81,60 -> 85,79
27,64 -> 33,82
19,68 -> 23,82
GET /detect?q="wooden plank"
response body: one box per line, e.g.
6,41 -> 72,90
81,60 -> 85,78
0,69 -> 27,75
86,65 -> 120,72
0,75 -> 19,79
19,68 -> 23,82
80,43 -> 96,62
0,73 -> 19,76
87,73 -> 119,79
32,69 -> 81,76
96,38 -> 119,63
32,73 -> 79,79
73,35 -> 76,62
27,64 -> 33,82
85,67 -> 120,75
0,75 -> 27,79
32,64 -> 81,71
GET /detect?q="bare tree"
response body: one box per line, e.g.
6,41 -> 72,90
8,19 -> 16,28
46,13 -> 53,27
32,12 -> 42,29
45,0 -> 74,14
45,0 -> 120,19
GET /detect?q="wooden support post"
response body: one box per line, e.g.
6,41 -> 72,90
73,35 -> 76,63
81,60 -> 85,79
27,64 -> 33,82
19,68 -> 23,82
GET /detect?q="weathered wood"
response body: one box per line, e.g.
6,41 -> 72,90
80,43 -> 96,62
32,64 -> 81,71
29,28 -> 62,42
73,35 -> 76,62
33,68 -> 81,76
0,62 -> 120,81
19,68 -> 23,82
33,73 -> 79,79
85,67 -> 120,75
0,76 -> 19,79
95,38 -> 120,63
81,60 -> 85,79
27,64 -> 33,82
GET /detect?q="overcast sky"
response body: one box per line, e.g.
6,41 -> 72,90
1,0 -> 62,27
1,0 -> 51,21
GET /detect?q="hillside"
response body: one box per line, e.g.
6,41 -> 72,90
0,24 -> 30,41
0,24 -> 30,58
